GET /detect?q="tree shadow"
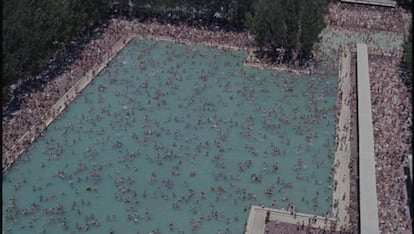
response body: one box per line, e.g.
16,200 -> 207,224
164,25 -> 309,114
398,59 -> 412,93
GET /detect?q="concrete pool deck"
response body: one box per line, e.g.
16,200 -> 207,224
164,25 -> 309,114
331,45 -> 352,229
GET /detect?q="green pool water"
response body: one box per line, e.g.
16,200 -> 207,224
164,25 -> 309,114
3,38 -> 337,233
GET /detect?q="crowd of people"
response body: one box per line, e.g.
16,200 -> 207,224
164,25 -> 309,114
346,65 -> 360,234
2,1 -> 412,233
244,51 -> 311,75
2,18 -> 256,173
325,1 -> 411,34
369,54 -> 412,232
326,1 -> 412,233
264,220 -> 341,234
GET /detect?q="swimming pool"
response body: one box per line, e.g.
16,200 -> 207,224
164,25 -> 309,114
2,38 -> 337,233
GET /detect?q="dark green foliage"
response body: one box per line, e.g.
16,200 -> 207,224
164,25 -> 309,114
246,0 -> 328,63
397,0 -> 412,10
125,0 -> 254,28
246,0 -> 269,49
299,0 -> 328,60
2,0 -> 109,100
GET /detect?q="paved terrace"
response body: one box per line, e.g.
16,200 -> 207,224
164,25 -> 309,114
341,0 -> 397,7
356,43 -> 380,233
245,206 -> 338,233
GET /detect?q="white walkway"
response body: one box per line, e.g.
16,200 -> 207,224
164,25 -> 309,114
356,43 -> 380,234
341,0 -> 396,7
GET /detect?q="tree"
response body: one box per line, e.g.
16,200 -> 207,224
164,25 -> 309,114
245,0 -> 329,64
246,0 -> 271,49
2,0 -> 109,101
226,0 -> 254,29
298,0 -> 327,60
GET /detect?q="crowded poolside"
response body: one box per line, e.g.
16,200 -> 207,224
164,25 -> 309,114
3,20 -> 340,233
2,1 -> 412,233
